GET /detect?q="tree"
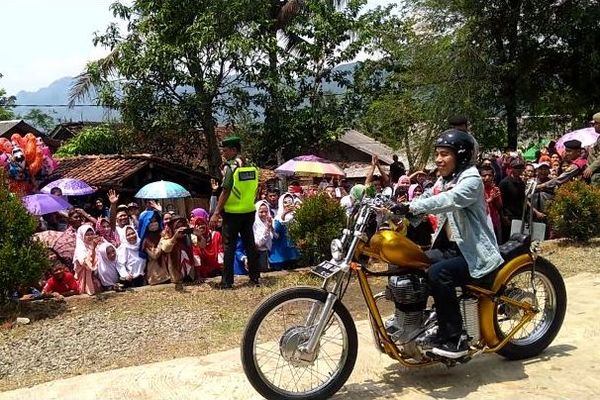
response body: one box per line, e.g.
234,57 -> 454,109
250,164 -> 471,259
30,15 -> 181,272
0,74 -> 16,121
407,0 -> 600,149
346,14 -> 503,169
0,170 -> 49,303
239,0 -> 381,165
21,109 -> 55,133
55,125 -> 130,157
73,0 -> 268,176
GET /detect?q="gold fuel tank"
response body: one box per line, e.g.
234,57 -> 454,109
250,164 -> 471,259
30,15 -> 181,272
360,230 -> 430,270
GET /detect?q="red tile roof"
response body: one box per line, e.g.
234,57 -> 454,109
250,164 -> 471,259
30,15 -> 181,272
47,154 -> 211,189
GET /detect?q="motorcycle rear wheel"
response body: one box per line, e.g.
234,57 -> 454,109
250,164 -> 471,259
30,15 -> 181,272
241,286 -> 358,400
494,257 -> 566,360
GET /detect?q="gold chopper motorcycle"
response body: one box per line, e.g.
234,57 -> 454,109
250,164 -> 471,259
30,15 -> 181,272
240,180 -> 566,400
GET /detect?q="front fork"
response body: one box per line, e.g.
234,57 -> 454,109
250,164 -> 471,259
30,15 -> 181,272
300,270 -> 348,355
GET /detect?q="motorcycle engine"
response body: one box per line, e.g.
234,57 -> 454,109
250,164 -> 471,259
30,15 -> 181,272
384,274 -> 429,344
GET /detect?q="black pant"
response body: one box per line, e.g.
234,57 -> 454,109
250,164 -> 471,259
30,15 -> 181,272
222,211 -> 260,286
427,255 -> 470,340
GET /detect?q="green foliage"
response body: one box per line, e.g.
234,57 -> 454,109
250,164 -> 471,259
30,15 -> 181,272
86,0 -> 270,176
288,193 -> 346,266
406,0 -> 600,149
0,74 -> 15,121
547,181 -> 600,242
238,0 -> 381,166
55,125 -> 130,157
0,170 -> 49,303
21,108 -> 56,133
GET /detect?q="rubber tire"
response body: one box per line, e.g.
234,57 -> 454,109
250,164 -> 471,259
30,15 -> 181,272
494,257 -> 567,360
241,286 -> 358,400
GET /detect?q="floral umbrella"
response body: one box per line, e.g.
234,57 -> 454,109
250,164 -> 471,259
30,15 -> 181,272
275,155 -> 345,177
40,178 -> 96,196
555,127 -> 599,155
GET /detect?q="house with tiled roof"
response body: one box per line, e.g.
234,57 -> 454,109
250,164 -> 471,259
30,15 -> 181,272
43,154 -> 214,213
318,129 -> 408,180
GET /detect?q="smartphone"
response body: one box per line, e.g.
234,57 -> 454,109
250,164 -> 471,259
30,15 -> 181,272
182,227 -> 194,234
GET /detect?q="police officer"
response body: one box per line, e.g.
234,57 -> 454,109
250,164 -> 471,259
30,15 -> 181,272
210,136 -> 260,288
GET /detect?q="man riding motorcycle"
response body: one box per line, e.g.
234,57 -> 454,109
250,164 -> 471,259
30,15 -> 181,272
397,129 -> 504,358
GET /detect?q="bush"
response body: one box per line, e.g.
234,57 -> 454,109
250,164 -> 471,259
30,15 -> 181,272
0,170 -> 49,303
55,124 -> 131,157
547,180 -> 600,242
288,193 -> 346,267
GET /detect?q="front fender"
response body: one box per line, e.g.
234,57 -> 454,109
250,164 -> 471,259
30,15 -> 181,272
479,254 -> 533,347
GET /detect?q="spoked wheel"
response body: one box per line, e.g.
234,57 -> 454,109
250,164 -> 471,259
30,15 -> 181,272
494,257 -> 566,360
241,287 -> 358,400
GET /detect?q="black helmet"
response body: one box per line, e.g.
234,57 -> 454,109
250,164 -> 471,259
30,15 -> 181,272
435,129 -> 476,168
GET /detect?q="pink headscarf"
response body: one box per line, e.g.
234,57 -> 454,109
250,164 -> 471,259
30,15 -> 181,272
190,208 -> 209,220
408,184 -> 420,200
397,175 -> 411,186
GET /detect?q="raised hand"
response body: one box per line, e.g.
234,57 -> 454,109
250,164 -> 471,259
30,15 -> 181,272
211,178 -> 220,192
108,189 -> 119,205
148,200 -> 162,212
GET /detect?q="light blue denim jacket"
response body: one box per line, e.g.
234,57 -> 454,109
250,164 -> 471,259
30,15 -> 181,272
409,166 -> 503,278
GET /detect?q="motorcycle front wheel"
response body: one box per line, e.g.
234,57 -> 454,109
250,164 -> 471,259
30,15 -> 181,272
241,286 -> 358,400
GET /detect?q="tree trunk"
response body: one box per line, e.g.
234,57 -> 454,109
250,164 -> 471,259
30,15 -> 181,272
200,110 -> 222,178
504,84 -> 519,151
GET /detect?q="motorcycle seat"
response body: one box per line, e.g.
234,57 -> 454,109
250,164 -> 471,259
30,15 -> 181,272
498,233 -> 531,261
469,234 -> 531,289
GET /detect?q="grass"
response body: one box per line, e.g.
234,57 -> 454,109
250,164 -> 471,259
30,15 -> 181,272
1,239 -> 598,392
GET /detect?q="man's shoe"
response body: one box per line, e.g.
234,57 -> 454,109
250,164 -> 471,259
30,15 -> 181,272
431,334 -> 469,359
218,282 -> 233,290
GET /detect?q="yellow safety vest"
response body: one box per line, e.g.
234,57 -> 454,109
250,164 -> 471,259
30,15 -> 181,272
224,166 -> 259,214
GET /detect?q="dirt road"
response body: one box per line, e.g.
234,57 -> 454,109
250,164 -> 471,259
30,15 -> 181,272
2,273 -> 598,400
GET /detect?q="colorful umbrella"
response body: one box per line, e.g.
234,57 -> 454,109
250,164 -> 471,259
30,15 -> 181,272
275,155 -> 346,177
22,194 -> 72,216
40,178 -> 96,196
135,180 -> 191,199
555,127 -> 599,154
33,229 -> 76,267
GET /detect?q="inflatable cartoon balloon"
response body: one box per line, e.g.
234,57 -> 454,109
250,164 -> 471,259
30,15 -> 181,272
0,133 -> 58,196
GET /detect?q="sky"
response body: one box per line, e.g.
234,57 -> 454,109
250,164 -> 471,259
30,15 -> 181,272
0,0 -> 398,95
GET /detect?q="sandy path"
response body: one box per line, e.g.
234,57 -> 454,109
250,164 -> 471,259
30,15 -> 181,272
2,273 -> 599,400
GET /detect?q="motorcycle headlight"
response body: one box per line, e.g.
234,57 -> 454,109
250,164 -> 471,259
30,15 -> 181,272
330,238 -> 343,261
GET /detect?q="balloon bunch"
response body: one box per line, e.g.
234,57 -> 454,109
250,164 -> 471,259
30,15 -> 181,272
0,133 -> 58,195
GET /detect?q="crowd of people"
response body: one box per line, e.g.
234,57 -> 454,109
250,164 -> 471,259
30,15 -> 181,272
15,112 -> 600,301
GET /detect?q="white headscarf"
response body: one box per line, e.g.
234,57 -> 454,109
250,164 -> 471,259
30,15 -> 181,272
117,225 -> 145,278
95,242 -> 120,287
275,193 -> 296,223
73,224 -> 96,266
253,200 -> 273,251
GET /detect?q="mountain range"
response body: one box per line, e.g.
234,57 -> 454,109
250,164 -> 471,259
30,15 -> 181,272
12,77 -> 115,124
11,62 -> 356,127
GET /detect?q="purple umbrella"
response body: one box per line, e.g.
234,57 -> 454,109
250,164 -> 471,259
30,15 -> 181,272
555,127 -> 599,155
22,194 -> 72,216
40,178 -> 96,196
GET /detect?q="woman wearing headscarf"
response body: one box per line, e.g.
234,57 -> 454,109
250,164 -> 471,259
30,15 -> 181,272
253,200 -> 274,272
95,242 -> 123,291
138,210 -> 170,285
340,184 -> 365,217
117,226 -> 146,287
73,225 -> 101,295
159,215 -> 195,288
269,193 -> 300,270
96,217 -> 119,247
190,207 -> 209,222
191,214 -> 224,280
